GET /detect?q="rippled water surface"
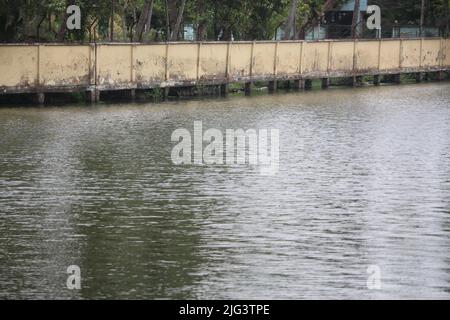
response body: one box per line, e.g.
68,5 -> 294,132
1,83 -> 450,299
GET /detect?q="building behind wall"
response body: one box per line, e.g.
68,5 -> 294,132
274,0 -> 444,41
322,0 -> 369,39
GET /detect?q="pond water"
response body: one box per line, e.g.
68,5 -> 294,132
1,83 -> 449,299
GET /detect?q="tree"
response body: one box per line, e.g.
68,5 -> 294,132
445,0 -> 449,36
246,0 -> 288,40
1,0 -> 447,43
283,0 -> 298,40
420,0 -> 426,36
171,0 -> 186,40
57,0 -> 76,42
296,0 -> 341,39
192,0 -> 211,40
135,0 -> 154,41
351,0 -> 361,38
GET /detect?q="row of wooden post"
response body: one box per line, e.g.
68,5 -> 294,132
32,71 -> 446,105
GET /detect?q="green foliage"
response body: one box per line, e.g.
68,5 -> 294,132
0,0 -> 448,42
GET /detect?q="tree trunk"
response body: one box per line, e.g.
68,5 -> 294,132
351,0 -> 361,38
171,0 -> 187,41
445,0 -> 449,37
196,0 -> 208,41
222,25 -> 233,41
165,0 -> 171,40
135,0 -> 154,42
48,12 -> 52,33
197,22 -> 208,41
110,0 -> 115,42
298,0 -> 337,39
57,0 -> 76,42
37,14 -> 46,41
420,0 -> 425,37
283,0 -> 298,40
121,13 -> 127,41
145,3 -> 153,33
167,0 -> 178,39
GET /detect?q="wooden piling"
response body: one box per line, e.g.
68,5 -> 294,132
415,73 -> 423,83
373,75 -> 380,86
244,82 -> 252,96
86,90 -> 100,103
304,79 -> 313,90
220,84 -> 229,97
36,93 -> 45,105
268,80 -> 277,94
163,87 -> 170,100
293,79 -> 304,90
353,76 -> 363,87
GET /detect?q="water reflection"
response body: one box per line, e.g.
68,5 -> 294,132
1,83 -> 449,299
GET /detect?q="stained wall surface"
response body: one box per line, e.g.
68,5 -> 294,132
1,39 -> 448,92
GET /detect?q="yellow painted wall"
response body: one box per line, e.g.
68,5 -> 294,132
277,42 -> 301,75
39,45 -> 91,86
253,43 -> 276,76
444,39 -> 450,67
97,45 -> 132,86
401,39 -> 421,68
167,43 -> 198,81
229,43 -> 252,78
302,42 -> 329,74
198,43 -> 228,80
330,41 -> 354,71
134,44 -> 166,84
0,46 -> 38,87
355,41 -> 379,71
379,40 -> 401,71
421,39 -> 441,67
1,39 -> 448,91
